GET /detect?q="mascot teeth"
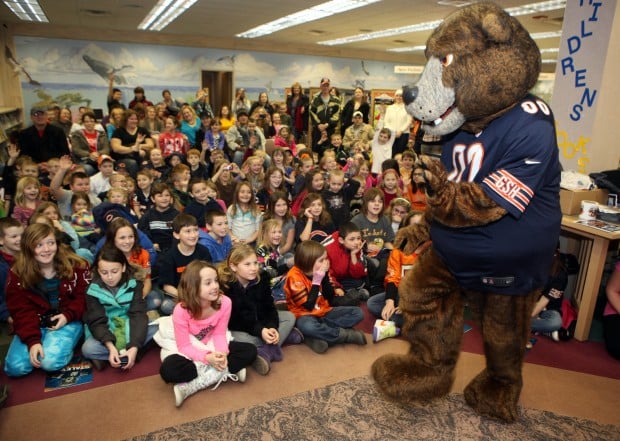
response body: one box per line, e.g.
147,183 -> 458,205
432,105 -> 455,126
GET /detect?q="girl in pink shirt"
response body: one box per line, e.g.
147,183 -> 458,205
156,260 -> 256,406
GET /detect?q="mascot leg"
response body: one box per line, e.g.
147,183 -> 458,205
463,290 -> 538,422
372,249 -> 464,404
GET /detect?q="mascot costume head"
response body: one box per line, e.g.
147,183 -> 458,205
371,1 -> 562,423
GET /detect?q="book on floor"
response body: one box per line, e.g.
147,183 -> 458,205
44,356 -> 93,392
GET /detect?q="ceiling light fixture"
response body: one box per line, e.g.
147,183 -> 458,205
386,45 -> 427,53
138,0 -> 198,32
236,0 -> 380,39
319,0 -> 565,46
531,31 -> 563,39
3,0 -> 48,22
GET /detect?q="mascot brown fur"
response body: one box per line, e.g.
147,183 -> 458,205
371,2 -> 562,422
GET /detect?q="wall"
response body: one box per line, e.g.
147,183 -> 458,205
4,32 -> 417,115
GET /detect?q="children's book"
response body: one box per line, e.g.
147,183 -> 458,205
44,356 -> 93,391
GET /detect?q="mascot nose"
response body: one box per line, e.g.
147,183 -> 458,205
402,86 -> 418,105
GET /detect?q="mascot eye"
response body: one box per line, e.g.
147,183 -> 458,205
440,54 -> 454,67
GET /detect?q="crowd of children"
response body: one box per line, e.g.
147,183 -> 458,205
3,86 -> 610,408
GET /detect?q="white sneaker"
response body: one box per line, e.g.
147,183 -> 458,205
542,331 -> 560,342
236,368 -> 247,383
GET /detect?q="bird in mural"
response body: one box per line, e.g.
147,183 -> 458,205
82,55 -> 133,84
361,60 -> 370,76
352,79 -> 366,89
216,55 -> 236,65
264,80 -> 275,94
5,45 -> 41,86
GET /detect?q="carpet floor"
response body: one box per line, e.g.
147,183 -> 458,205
126,376 -> 620,441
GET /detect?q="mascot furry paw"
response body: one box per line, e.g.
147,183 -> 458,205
371,1 -> 562,422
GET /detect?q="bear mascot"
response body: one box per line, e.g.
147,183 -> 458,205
371,1 -> 562,422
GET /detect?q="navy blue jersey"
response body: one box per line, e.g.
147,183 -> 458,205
431,95 -> 562,294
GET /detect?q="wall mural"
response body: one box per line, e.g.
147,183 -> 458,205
13,36 -> 415,114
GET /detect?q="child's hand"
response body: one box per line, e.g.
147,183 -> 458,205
206,352 -> 228,371
122,347 -> 138,370
304,207 -> 313,219
7,143 -> 19,159
59,155 -> 74,171
334,288 -> 344,297
262,328 -> 279,345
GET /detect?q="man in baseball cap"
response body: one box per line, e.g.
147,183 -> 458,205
309,77 -> 341,150
17,105 -> 70,162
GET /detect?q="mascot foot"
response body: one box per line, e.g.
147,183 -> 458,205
464,370 -> 521,422
371,353 -> 453,405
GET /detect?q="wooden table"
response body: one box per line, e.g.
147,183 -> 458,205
560,215 -> 620,341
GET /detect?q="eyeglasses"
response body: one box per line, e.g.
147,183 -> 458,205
32,111 -> 45,117
392,209 -> 408,215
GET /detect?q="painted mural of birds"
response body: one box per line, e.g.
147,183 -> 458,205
5,45 -> 41,86
361,60 -> 370,76
216,55 -> 237,65
82,54 -> 133,84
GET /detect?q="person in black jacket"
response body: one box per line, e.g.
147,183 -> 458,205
218,244 -> 299,376
17,106 -> 70,163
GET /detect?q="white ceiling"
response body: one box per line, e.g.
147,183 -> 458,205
1,0 -> 564,69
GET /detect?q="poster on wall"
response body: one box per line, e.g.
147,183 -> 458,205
370,89 -> 396,128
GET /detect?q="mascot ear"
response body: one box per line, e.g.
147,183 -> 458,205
481,11 -> 511,43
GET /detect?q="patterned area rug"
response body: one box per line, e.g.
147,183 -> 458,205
127,376 -> 620,441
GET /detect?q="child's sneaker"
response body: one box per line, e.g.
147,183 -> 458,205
543,330 -> 560,342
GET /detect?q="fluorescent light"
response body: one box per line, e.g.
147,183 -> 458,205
387,45 -> 427,53
319,0 -> 565,46
138,0 -> 198,31
542,59 -> 558,64
320,20 -> 441,46
3,0 -> 48,22
505,0 -> 566,16
237,0 -> 380,39
540,48 -> 559,54
531,31 -> 563,39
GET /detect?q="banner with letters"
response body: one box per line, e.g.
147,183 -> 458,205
552,0 -> 618,173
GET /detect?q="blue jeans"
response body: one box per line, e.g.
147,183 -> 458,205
230,310 -> 296,347
367,292 -> 404,328
531,309 -> 562,333
295,307 -> 363,343
145,288 -> 164,312
4,321 -> 83,377
81,324 -> 158,360
159,294 -> 177,316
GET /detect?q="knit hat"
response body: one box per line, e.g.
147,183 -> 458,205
353,111 -> 363,118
